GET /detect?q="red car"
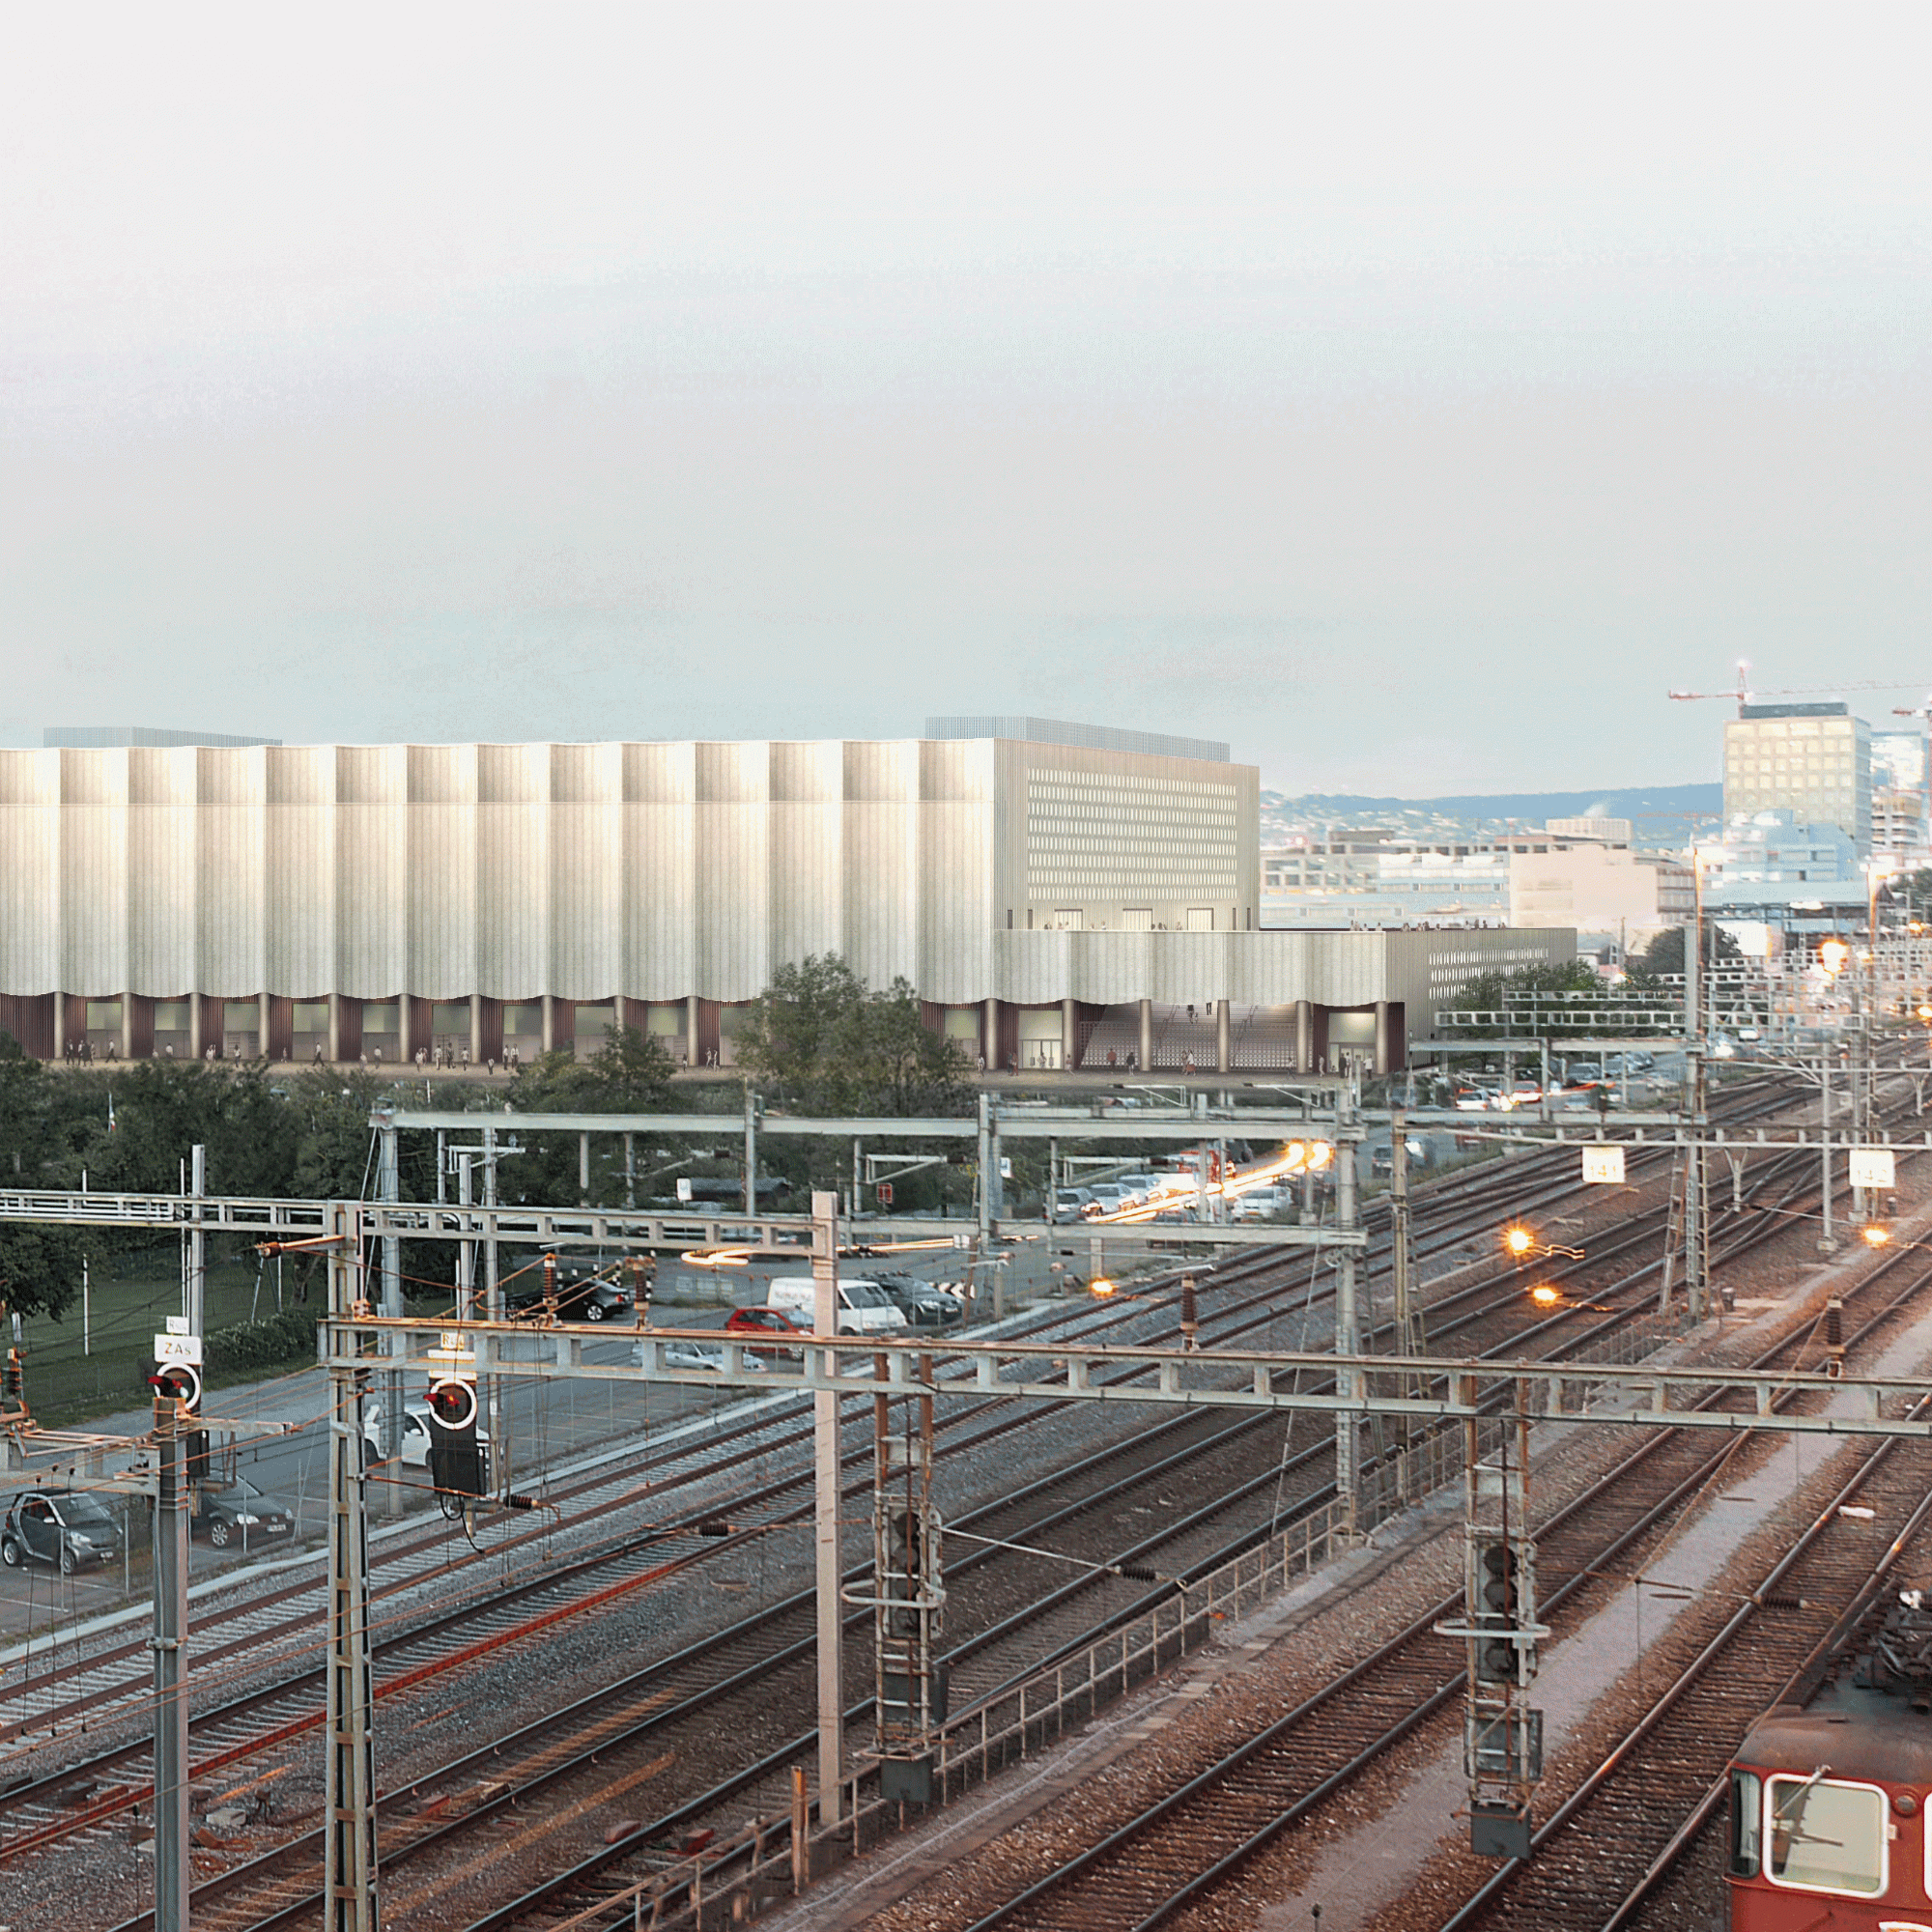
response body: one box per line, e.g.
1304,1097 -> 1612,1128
723,1305 -> 811,1359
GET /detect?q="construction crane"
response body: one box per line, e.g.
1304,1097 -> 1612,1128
1667,661 -> 1927,716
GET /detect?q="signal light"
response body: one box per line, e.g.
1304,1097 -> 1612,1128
147,1359 -> 209,1483
1473,1538 -> 1538,1683
424,1375 -> 485,1504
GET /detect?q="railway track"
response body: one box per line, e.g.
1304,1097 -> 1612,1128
0,1073 -> 1828,1926
826,1215 -> 1932,1932
1,1090 -> 1743,1764
1436,1408 -> 1932,1932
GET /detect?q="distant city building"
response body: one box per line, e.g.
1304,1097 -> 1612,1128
1868,726 -> 1928,867
1700,811 -> 1864,928
1508,844 -> 1692,952
1545,815 -> 1633,843
43,726 -> 281,749
924,716 -> 1229,763
1721,702 -> 1871,856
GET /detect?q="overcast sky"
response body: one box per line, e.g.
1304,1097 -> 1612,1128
3,5 -> 1927,793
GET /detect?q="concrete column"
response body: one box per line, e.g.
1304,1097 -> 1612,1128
186,994 -> 201,1062
983,997 -> 999,1071
1215,999 -> 1231,1073
1138,997 -> 1152,1072
469,993 -> 482,1065
541,994 -> 555,1054
1061,997 -> 1077,1072
121,996 -> 135,1062
1294,999 -> 1313,1074
398,995 -> 413,1065
685,995 -> 699,1068
258,993 -> 270,1063
1374,1000 -> 1391,1077
327,992 -> 342,1064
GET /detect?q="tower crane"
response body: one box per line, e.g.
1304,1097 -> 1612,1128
1667,661 -> 1926,716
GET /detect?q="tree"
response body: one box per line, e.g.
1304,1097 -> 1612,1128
734,956 -> 971,1117
1437,961 -> 1606,1038
501,1027 -> 678,1208
1628,923 -> 1746,980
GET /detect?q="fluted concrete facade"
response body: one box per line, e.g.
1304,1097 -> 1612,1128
0,738 -> 1568,1068
0,736 -> 1259,1006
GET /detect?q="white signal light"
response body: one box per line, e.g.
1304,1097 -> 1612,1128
426,1377 -> 479,1432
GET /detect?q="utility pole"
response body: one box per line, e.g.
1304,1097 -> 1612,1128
376,1116 -> 403,1517
1388,1109 -> 1427,1492
483,1126 -> 502,1502
185,1144 -> 206,1337
153,1396 -> 188,1932
745,1085 -> 758,1215
810,1190 -> 843,1828
1334,1091 -> 1361,1535
1819,1045 -> 1836,1254
456,1152 -> 474,1319
324,1205 -> 379,1932
1684,914 -> 1708,1320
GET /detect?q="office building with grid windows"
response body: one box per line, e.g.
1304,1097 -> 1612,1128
1722,702 -> 1871,856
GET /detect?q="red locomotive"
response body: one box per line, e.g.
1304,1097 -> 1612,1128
1729,1586 -> 1932,1930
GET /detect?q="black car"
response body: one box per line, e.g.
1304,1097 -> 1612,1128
1,1489 -> 122,1574
502,1251 -> 634,1323
194,1475 -> 297,1550
867,1271 -> 964,1328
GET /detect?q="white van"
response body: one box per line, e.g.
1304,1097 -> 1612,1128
765,1277 -> 909,1336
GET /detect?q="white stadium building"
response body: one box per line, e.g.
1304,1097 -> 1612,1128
0,719 -> 1570,1073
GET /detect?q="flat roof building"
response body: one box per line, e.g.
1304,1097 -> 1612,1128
1722,702 -> 1871,855
0,731 -> 1570,1073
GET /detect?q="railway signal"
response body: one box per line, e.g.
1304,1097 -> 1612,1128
424,1330 -> 486,1511
1438,1434 -> 1548,1861
149,1323 -> 208,1483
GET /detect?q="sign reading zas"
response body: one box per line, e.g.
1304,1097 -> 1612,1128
154,1331 -> 203,1366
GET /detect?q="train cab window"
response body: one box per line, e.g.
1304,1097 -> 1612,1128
1766,1775 -> 1888,1896
1730,1771 -> 1762,1877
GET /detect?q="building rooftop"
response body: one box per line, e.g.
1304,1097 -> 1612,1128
923,716 -> 1230,762
43,726 -> 282,749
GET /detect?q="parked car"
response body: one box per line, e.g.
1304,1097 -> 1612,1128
1231,1185 -> 1293,1223
1052,1187 -> 1095,1223
867,1271 -> 965,1328
194,1474 -> 297,1549
501,1251 -> 633,1322
1,1489 -> 122,1574
724,1304 -> 812,1358
647,1339 -> 768,1374
1083,1182 -> 1135,1214
765,1277 -> 908,1336
361,1399 -> 492,1475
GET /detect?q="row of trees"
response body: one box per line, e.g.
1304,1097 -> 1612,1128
0,956 -> 975,1320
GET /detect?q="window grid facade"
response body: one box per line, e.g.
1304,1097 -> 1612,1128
1025,772 -> 1240,901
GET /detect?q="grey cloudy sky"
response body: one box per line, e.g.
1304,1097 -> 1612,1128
3,5 -> 1926,793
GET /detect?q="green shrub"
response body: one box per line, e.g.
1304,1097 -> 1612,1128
203,1308 -> 319,1376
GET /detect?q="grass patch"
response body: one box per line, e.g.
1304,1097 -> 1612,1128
14,1250 -> 327,1431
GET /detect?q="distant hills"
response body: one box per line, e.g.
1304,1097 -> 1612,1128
1263,782 -> 1720,826
1261,782 -> 1722,852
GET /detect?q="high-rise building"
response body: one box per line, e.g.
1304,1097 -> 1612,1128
1721,702 -> 1871,856
1869,726 -> 1928,867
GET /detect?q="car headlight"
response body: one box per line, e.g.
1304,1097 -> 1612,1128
236,1514 -> 261,1525
67,1533 -> 95,1548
